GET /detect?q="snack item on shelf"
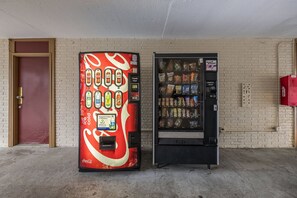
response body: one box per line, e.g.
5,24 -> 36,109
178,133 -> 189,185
159,119 -> 165,128
191,84 -> 199,95
193,109 -> 199,118
159,73 -> 166,83
190,97 -> 195,107
175,85 -> 182,95
162,108 -> 168,117
169,108 -> 174,117
183,62 -> 189,71
174,74 -> 182,84
166,84 -> 175,96
186,109 -> 190,118
193,96 -> 199,107
174,60 -> 182,71
182,109 -> 186,118
160,86 -> 166,96
177,108 -> 182,118
173,108 -> 178,117
178,97 -> 184,107
180,97 -> 186,107
185,96 -> 190,107
182,85 -> 190,95
182,74 -> 189,83
158,98 -> 162,106
167,118 -> 174,128
170,98 -> 174,107
162,98 -> 166,107
189,120 -> 199,128
174,118 -> 182,128
167,72 -> 174,83
167,60 -> 174,72
159,61 -> 166,72
189,62 -> 197,71
165,98 -> 170,107
190,72 -> 198,82
174,98 -> 178,107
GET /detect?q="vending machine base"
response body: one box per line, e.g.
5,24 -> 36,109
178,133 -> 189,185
155,145 -> 218,169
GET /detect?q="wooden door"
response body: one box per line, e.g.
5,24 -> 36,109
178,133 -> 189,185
18,57 -> 49,144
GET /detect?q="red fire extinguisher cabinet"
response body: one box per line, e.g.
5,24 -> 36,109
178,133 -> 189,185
280,75 -> 297,106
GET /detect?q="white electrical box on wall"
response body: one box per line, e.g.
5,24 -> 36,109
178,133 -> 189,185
242,83 -> 252,107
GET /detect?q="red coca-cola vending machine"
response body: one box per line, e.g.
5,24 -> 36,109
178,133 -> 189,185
79,52 -> 141,171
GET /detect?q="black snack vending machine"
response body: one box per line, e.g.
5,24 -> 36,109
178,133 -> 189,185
153,53 -> 218,168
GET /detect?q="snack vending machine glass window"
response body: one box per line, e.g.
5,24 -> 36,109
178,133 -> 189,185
79,52 -> 141,171
153,53 -> 218,168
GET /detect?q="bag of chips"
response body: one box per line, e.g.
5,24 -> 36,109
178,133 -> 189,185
167,72 -> 174,83
174,118 -> 182,128
191,84 -> 199,95
166,84 -> 175,96
174,74 -> 182,84
174,60 -> 182,71
175,85 -> 182,95
182,74 -> 189,83
159,73 -> 166,83
183,62 -> 189,71
182,85 -> 190,95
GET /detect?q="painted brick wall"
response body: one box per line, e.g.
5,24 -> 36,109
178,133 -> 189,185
55,38 -> 294,148
0,38 -> 294,148
0,39 -> 9,147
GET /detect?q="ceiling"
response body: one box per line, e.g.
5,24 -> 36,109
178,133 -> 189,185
0,0 -> 297,38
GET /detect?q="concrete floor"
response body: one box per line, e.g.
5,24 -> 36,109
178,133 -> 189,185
0,147 -> 296,198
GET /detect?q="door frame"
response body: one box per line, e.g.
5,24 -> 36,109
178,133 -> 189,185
8,38 -> 56,147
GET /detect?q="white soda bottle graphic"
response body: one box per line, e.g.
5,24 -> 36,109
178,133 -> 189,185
115,69 -> 122,87
94,91 -> 101,109
85,91 -> 92,109
85,69 -> 92,87
105,91 -> 112,109
104,69 -> 112,87
115,91 -> 122,108
94,69 -> 101,86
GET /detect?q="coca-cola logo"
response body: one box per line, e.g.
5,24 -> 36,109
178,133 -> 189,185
82,159 -> 92,164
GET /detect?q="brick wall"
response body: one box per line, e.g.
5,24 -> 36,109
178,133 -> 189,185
0,38 -> 294,148
0,39 -> 9,147
55,38 -> 294,148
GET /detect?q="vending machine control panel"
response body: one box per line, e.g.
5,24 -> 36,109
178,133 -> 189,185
129,75 -> 140,102
206,81 -> 217,99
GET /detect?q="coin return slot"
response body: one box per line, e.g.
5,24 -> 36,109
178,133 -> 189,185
99,136 -> 116,150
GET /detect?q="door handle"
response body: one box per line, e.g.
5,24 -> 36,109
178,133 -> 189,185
16,87 -> 23,105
